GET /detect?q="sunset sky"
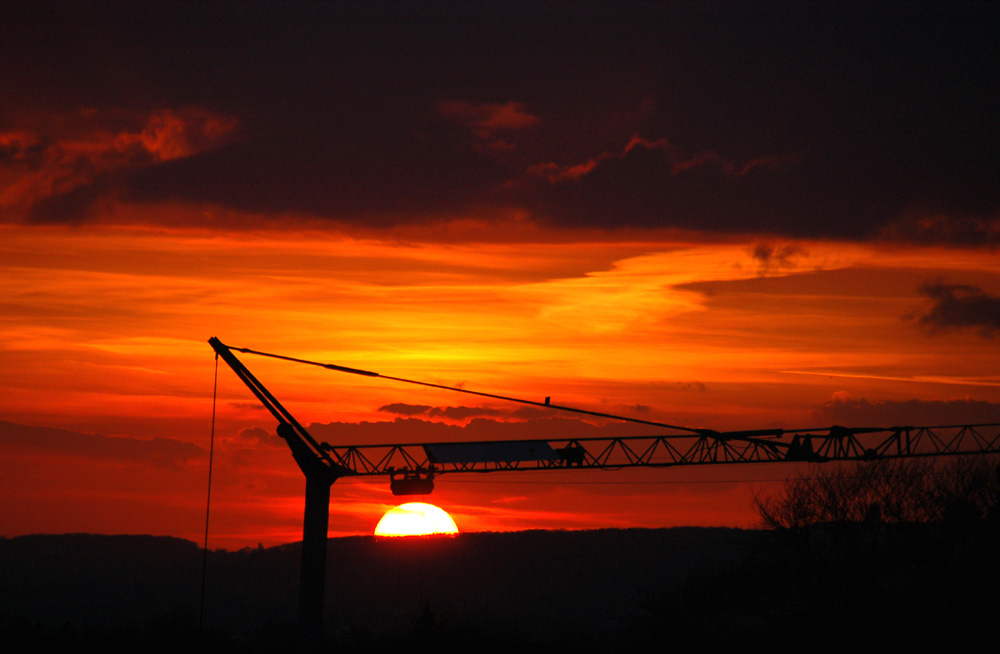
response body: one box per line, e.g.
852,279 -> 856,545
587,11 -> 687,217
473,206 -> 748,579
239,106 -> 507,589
2,2 -> 999,549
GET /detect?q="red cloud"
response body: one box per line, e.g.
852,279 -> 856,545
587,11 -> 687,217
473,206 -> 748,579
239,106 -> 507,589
436,100 -> 540,152
436,100 -> 540,138
435,100 -> 541,153
0,107 -> 238,221
116,108 -> 238,162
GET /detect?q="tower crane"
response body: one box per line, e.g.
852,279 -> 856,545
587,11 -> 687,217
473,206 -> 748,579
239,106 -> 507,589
207,337 -> 1000,650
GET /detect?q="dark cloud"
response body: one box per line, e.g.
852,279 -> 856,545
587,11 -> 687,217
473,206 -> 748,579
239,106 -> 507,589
28,174 -> 116,224
812,395 -> 1000,428
514,135 -> 806,233
878,212 -> 1000,249
751,243 -> 804,276
436,100 -> 540,152
377,404 -> 612,423
3,3 -> 998,239
511,407 -> 551,420
0,131 -> 49,168
428,406 -> 507,421
228,402 -> 268,412
308,415 -> 651,445
913,280 -> 1000,338
236,426 -> 282,447
0,420 -> 203,468
378,403 -> 507,421
378,403 -> 433,417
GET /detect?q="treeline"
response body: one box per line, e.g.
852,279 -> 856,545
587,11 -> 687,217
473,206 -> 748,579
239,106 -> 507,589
651,456 -> 1000,648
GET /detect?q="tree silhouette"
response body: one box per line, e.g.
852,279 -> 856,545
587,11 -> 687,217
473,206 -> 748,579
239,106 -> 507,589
753,456 -> 1000,530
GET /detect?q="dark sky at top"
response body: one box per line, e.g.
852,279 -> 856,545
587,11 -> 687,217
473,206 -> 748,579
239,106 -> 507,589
3,1 -> 998,242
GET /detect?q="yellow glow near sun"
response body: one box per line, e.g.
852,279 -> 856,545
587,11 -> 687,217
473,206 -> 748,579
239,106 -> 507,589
374,502 -> 459,537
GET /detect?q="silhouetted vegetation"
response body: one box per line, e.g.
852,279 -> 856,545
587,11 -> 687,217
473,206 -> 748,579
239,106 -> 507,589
754,456 -> 1000,528
646,456 -> 1000,648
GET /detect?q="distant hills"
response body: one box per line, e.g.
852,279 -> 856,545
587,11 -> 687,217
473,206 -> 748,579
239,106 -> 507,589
0,528 -> 749,651
3,524 -> 994,651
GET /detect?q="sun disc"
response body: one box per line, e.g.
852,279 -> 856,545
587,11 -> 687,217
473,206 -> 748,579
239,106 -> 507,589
374,502 -> 459,537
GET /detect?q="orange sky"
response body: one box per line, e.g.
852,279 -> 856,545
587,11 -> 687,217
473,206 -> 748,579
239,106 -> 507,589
2,219 -> 998,548
2,3 -> 999,549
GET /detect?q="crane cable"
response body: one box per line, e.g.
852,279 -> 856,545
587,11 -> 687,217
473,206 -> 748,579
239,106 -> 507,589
224,343 -> 707,436
217,342 -> 922,442
200,353 -> 219,631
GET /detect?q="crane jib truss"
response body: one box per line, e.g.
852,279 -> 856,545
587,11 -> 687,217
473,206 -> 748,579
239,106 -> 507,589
209,338 -> 1000,484
323,423 -> 1000,479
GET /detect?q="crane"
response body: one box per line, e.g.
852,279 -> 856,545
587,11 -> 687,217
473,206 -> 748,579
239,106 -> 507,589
207,337 -> 1000,650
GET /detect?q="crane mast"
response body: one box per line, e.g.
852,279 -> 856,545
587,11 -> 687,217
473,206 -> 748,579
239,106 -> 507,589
209,337 -> 342,652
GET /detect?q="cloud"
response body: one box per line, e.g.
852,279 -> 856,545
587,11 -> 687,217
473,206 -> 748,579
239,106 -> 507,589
436,100 -> 540,137
429,405 -> 507,420
515,135 -> 800,233
0,420 -> 203,468
750,242 -> 805,276
236,426 -> 282,447
6,5 -> 1000,241
812,393 -> 1000,428
378,403 -> 512,421
511,407 -> 552,420
378,403 -> 433,417
308,415 -> 650,446
525,135 -> 786,185
0,107 -> 238,223
883,211 -> 1000,248
913,280 -> 1000,338
229,402 -> 268,412
436,100 -> 540,153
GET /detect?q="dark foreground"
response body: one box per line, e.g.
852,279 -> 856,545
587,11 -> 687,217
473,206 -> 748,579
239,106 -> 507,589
1,524 -> 995,652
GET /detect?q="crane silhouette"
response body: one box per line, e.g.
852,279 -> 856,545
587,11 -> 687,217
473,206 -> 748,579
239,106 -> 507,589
207,337 -> 1000,651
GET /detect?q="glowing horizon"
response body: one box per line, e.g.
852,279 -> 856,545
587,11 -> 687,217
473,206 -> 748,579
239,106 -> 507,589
2,222 -> 997,548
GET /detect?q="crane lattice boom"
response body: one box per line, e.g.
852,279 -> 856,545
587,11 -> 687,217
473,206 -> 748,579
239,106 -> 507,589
323,423 -> 1000,479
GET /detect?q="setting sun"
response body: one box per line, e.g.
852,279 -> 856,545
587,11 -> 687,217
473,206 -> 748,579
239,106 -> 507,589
374,503 -> 460,538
